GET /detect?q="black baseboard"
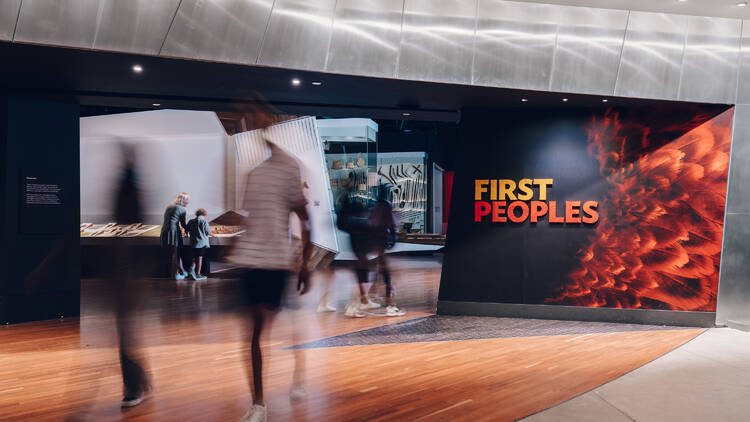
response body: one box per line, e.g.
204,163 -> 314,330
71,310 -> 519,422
437,300 -> 716,328
1,293 -> 80,324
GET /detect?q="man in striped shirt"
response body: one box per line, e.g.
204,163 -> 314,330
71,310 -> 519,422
230,140 -> 312,422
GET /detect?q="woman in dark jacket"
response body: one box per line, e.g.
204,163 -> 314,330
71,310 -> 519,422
160,192 -> 189,280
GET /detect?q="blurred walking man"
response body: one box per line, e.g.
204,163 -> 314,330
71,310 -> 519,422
230,135 -> 313,422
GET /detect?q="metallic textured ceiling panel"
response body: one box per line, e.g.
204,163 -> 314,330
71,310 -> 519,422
4,0 -> 747,104
0,0 -> 21,41
93,0 -> 181,55
614,12 -> 688,100
258,0 -> 336,71
678,16 -> 741,104
161,0 -> 273,64
549,6 -> 627,95
325,0 -> 404,78
737,21 -> 750,104
473,0 -> 558,90
14,0 -> 102,48
397,0 -> 477,84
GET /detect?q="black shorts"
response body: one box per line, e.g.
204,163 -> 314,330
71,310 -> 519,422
241,269 -> 289,310
192,247 -> 208,258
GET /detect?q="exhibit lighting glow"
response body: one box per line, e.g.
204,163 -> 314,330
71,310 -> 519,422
738,1 -> 748,6
521,98 -> 528,102
602,99 -> 608,103
152,103 -> 161,107
562,98 -> 569,102
311,81 -> 322,86
132,64 -> 143,73
402,112 -> 411,116
291,78 -> 301,86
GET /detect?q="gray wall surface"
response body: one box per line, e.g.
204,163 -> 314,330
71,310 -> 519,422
0,0 -> 745,105
717,105 -> 750,325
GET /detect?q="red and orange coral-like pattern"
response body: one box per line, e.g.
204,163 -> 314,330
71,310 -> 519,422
547,108 -> 733,311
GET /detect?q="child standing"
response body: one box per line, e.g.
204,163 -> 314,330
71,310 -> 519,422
186,208 -> 211,281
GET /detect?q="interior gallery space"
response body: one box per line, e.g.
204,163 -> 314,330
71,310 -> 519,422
3,1 -> 750,421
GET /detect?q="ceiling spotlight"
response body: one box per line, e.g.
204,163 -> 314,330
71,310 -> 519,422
602,99 -> 609,103
291,78 -> 301,86
311,81 -> 322,86
402,112 -> 411,116
677,0 -> 687,3
738,1 -> 748,6
152,103 -> 161,107
562,98 -> 569,102
132,64 -> 143,73
521,98 -> 528,102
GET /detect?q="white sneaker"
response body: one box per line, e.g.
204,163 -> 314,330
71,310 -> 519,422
360,299 -> 381,310
240,404 -> 266,422
317,303 -> 336,312
385,306 -> 405,316
290,385 -> 306,401
175,273 -> 186,281
121,389 -> 150,408
344,303 -> 366,318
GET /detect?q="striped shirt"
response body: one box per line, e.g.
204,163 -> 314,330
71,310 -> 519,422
229,144 -> 307,270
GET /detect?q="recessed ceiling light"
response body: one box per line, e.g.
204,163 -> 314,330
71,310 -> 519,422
738,1 -> 748,6
562,98 -> 569,102
602,99 -> 608,103
132,64 -> 143,73
521,98 -> 528,102
291,78 -> 301,86
677,0 -> 687,3
152,103 -> 161,107
402,112 -> 411,116
311,81 -> 322,86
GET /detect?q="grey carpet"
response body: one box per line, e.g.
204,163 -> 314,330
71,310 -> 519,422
287,315 -> 695,349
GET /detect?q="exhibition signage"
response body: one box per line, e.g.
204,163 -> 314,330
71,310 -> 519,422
439,105 -> 733,313
473,178 -> 599,224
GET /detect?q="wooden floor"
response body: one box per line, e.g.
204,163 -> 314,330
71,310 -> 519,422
0,257 -> 703,421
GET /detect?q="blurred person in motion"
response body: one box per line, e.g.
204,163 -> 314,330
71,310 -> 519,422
229,116 -> 313,422
113,143 -> 153,408
368,185 -> 405,316
338,180 -> 404,317
161,192 -> 190,280
186,207 -> 211,280
337,178 -> 381,318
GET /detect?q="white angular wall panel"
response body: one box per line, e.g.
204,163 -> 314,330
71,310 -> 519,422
397,0 -> 477,84
550,6 -> 627,95
0,0 -> 21,41
234,117 -> 339,253
93,0 -> 181,55
258,0 -> 336,71
678,16 -> 741,104
161,0 -> 274,64
325,0 -> 403,78
14,0 -> 101,48
615,12 -> 688,100
473,0 -> 557,90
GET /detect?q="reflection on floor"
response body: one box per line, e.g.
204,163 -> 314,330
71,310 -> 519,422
0,256 -> 703,421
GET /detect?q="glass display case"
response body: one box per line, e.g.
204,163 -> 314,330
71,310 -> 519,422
317,118 -> 379,208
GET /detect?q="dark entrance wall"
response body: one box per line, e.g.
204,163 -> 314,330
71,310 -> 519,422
0,96 -> 80,324
438,105 -> 732,326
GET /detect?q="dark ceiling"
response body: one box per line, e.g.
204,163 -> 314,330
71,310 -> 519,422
0,41 -> 713,123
